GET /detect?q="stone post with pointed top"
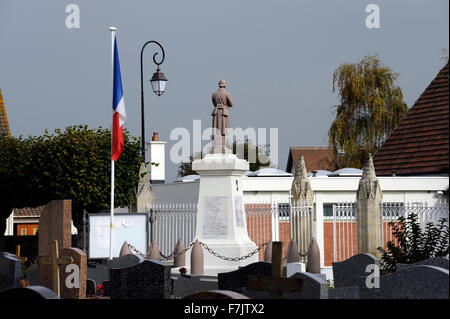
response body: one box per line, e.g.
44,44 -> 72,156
129,162 -> 155,213
357,155 -> 383,257
290,155 -> 316,246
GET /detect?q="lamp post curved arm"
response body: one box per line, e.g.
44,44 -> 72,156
140,40 -> 166,162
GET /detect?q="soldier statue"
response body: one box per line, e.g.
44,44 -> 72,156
211,78 -> 233,153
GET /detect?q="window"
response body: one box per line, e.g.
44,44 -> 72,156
278,203 -> 290,219
20,228 -> 27,236
323,204 -> 334,217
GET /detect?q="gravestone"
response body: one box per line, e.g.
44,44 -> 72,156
246,242 -> 303,299
25,263 -> 39,286
87,254 -> 140,286
38,200 -> 72,256
109,259 -> 172,299
38,240 -> 73,297
59,247 -> 87,299
107,253 -> 140,269
172,274 -> 219,298
86,279 -> 96,296
0,252 -> 22,293
285,272 -> 329,299
183,290 -> 250,299
38,200 -> 87,299
218,261 -> 272,293
396,257 -> 449,271
332,253 -> 379,288
0,286 -> 60,299
359,265 -> 449,299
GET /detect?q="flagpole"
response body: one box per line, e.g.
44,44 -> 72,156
109,26 -> 117,260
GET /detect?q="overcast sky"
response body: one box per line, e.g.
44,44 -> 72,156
0,0 -> 448,182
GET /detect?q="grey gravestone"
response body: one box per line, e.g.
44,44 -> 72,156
359,265 -> 449,299
102,280 -> 110,296
109,260 -> 172,299
87,261 -> 109,285
332,253 -> 378,288
24,263 -> 39,286
0,286 -> 59,299
218,262 -> 289,299
87,255 -> 140,285
86,279 -> 96,296
106,254 -> 140,269
328,287 -> 360,299
218,262 -> 280,291
172,275 -> 218,298
396,257 -> 449,271
0,252 -> 22,293
284,272 -> 329,299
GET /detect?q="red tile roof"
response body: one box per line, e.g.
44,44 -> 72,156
373,63 -> 449,176
286,147 -> 337,173
14,206 -> 46,218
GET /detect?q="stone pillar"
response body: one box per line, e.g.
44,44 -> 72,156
290,155 -> 316,244
357,155 -> 383,257
290,155 -> 314,204
130,162 -> 155,213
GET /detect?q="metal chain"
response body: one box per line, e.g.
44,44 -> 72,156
199,241 -> 268,262
127,241 -> 195,261
129,239 -> 309,263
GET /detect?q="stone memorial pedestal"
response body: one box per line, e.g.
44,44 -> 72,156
187,153 -> 258,276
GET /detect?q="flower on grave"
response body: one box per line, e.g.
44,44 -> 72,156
179,267 -> 187,275
96,284 -> 105,296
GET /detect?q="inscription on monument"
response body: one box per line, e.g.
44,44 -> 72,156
203,196 -> 228,239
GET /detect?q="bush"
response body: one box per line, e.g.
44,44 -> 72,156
377,212 -> 449,272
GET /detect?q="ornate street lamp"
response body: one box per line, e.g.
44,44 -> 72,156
140,40 -> 167,161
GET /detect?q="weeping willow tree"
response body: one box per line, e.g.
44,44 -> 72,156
328,55 -> 408,168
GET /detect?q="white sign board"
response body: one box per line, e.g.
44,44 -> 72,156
88,213 -> 148,259
203,196 -> 228,239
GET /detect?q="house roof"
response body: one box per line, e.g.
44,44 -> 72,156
14,206 -> 46,218
373,62 -> 449,176
0,88 -> 11,137
285,147 -> 337,173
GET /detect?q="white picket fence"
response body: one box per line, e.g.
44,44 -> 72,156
150,203 -> 197,257
246,201 -> 313,261
327,200 -> 449,263
381,200 -> 449,248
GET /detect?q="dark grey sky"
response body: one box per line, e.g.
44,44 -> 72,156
0,0 -> 448,182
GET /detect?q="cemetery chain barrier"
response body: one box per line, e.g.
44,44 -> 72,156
127,239 -> 311,263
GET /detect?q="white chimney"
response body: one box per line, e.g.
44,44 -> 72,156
147,132 -> 166,184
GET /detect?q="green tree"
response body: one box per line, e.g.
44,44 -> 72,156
0,125 -> 141,249
377,213 -> 449,273
328,55 -> 408,168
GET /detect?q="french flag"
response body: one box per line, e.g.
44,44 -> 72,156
112,35 -> 126,161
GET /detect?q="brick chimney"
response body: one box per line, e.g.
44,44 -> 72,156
147,132 -> 166,184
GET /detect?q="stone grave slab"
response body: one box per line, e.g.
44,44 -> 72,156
0,286 -> 60,299
0,252 -> 22,293
359,265 -> 449,299
59,247 -> 87,299
109,259 -> 172,299
183,290 -> 250,299
332,253 -> 379,288
172,274 -> 218,298
396,256 -> 449,271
